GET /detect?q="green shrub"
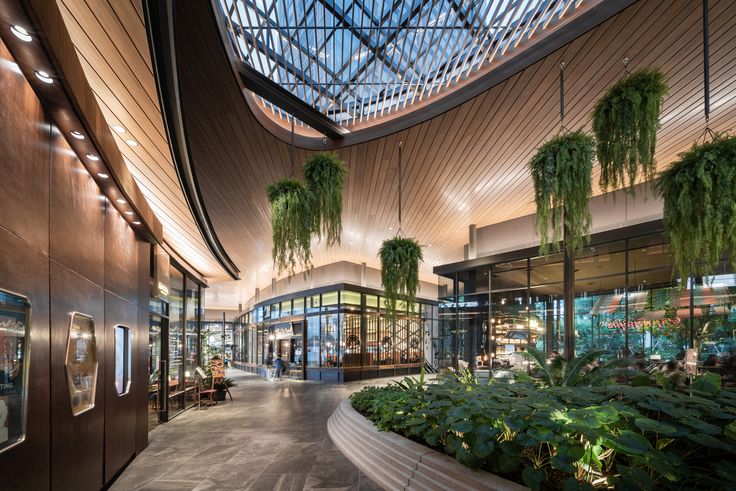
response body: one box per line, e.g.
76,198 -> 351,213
350,375 -> 736,489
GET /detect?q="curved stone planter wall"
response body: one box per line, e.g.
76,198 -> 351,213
327,400 -> 528,491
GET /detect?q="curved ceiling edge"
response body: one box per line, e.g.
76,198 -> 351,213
210,0 -> 639,150
142,0 -> 240,280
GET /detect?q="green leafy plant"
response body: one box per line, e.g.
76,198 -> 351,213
529,130 -> 594,256
379,236 -> 423,320
214,377 -> 236,391
351,372 -> 736,490
654,134 -> 736,279
303,152 -> 347,246
521,347 -> 631,387
593,68 -> 668,193
267,178 -> 313,275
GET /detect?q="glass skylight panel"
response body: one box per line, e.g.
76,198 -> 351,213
219,0 -> 588,127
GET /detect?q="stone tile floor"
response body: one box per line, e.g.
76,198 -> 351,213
111,369 -> 388,490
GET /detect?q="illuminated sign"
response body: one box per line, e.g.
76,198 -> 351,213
274,326 -> 294,339
606,317 -> 681,331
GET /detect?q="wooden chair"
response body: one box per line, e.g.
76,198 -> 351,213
195,367 -> 217,409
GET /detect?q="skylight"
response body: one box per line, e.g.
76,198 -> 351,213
219,0 -> 588,127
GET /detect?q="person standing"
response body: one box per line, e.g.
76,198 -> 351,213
274,357 -> 283,381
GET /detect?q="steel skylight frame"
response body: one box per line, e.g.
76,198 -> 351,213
219,0 -> 589,127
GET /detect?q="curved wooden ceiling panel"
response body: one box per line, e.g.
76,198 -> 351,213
56,0 -> 231,281
174,0 -> 736,308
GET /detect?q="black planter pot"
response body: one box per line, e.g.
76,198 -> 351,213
216,390 -> 226,401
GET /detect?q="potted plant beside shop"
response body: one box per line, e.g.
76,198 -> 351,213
214,377 -> 236,401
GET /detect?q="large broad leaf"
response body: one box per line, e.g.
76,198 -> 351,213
616,465 -> 654,490
522,466 -> 546,491
562,477 -> 596,491
603,430 -> 653,456
634,417 -> 677,436
686,433 -> 734,451
562,350 -> 607,386
520,347 -> 555,385
692,372 -> 722,394
725,421 -> 736,442
680,416 -> 722,435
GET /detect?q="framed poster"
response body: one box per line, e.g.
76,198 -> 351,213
0,289 -> 30,454
65,313 -> 98,416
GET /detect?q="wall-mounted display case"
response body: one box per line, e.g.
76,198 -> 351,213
65,313 -> 97,416
0,290 -> 30,454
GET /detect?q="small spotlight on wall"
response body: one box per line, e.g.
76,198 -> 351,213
125,139 -> 139,147
112,125 -> 126,134
86,153 -> 99,161
35,70 -> 53,84
70,130 -> 85,140
10,25 -> 32,42
96,172 -> 109,179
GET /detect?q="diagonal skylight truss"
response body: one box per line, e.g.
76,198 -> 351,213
219,0 -> 589,127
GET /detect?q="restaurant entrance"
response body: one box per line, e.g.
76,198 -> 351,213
273,321 -> 304,378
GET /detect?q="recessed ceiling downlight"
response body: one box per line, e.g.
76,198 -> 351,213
97,172 -> 109,179
112,125 -> 126,134
10,25 -> 32,42
35,70 -> 53,84
70,130 -> 85,140
126,139 -> 139,147
132,221 -> 141,225
86,153 -> 99,161
124,211 -> 133,215
116,198 -> 126,204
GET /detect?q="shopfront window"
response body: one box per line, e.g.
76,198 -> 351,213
322,291 -> 338,311
321,313 -> 339,367
364,313 -> 379,366
342,291 -> 361,307
306,316 -> 320,367
184,282 -> 198,405
66,313 -> 97,416
168,267 -> 185,417
0,290 -> 30,454
114,326 -> 132,396
292,297 -> 304,315
695,263 -> 736,363
340,312 -> 361,367
306,294 -> 320,313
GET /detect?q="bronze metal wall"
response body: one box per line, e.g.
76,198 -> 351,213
0,37 -> 150,490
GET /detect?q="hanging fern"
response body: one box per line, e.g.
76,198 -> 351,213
654,134 -> 736,280
529,130 -> 594,256
267,178 -> 313,275
379,237 -> 423,321
593,68 -> 668,193
303,152 -> 347,246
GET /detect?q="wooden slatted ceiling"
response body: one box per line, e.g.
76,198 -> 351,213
56,0 -> 230,281
175,0 -> 736,309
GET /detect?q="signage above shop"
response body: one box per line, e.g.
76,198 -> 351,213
606,317 -> 682,331
274,325 -> 294,339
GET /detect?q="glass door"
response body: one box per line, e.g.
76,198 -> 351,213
148,315 -> 164,430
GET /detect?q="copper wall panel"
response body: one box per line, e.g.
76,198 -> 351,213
104,201 -> 140,303
50,260 -> 105,491
0,40 -> 50,253
0,227 -> 51,490
49,131 -> 105,286
103,292 -> 137,483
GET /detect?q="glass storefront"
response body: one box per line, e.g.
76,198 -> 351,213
231,287 -> 436,381
437,229 -> 736,370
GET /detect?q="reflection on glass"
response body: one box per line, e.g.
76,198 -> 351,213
114,326 -> 132,395
168,267 -> 185,417
148,315 -> 162,431
321,314 -> 339,367
306,316 -> 320,367
66,313 -> 97,416
0,290 -> 30,454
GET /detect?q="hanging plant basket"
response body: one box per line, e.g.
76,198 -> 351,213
529,130 -> 594,256
655,134 -> 736,279
592,68 -> 668,193
303,152 -> 347,246
379,237 -> 423,320
267,178 -> 313,275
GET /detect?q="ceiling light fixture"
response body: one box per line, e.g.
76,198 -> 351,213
11,25 -> 32,42
86,153 -> 99,161
116,198 -> 126,204
132,221 -> 141,225
34,70 -> 53,84
124,211 -> 133,216
125,139 -> 138,147
112,125 -> 126,134
70,130 -> 85,140
96,172 -> 109,179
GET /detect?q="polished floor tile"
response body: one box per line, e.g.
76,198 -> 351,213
110,370 -> 387,490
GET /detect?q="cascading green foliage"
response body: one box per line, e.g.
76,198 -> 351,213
267,178 -> 312,275
379,237 -> 423,320
529,130 -> 594,256
654,134 -> 736,279
303,152 -> 347,246
593,68 -> 668,193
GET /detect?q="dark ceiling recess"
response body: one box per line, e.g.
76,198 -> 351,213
142,0 -> 241,280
